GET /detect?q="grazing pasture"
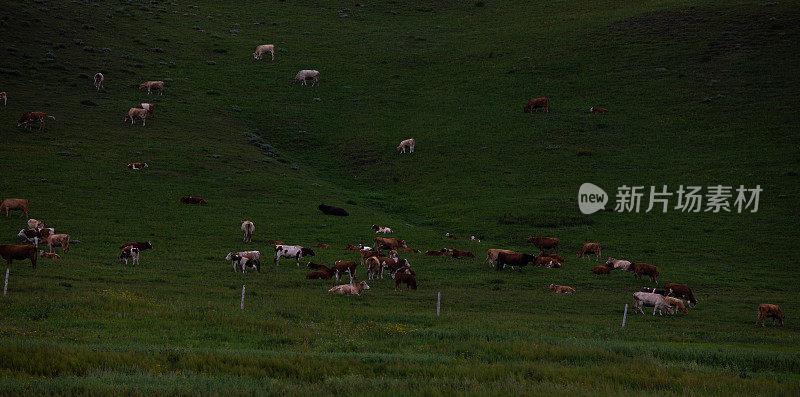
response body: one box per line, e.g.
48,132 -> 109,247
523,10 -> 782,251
0,0 -> 798,394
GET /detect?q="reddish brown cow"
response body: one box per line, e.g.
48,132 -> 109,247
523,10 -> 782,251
539,253 -> 565,263
523,97 -> 549,113
345,244 -> 359,251
399,247 -> 421,253
534,255 -> 561,268
629,262 -> 659,282
306,262 -> 334,279
425,249 -> 448,256
1,199 -> 29,218
119,241 -> 153,251
316,243 -> 331,249
576,243 -> 602,261
756,304 -> 785,327
589,107 -> 608,114
0,244 -> 37,268
393,272 -> 417,291
17,112 -> 55,130
591,264 -> 613,274
664,283 -> 697,307
331,260 -> 358,282
448,249 -> 475,259
528,237 -> 559,253
180,196 -> 207,205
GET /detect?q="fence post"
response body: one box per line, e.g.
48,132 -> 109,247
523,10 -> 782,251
3,268 -> 8,297
437,292 -> 441,317
241,285 -> 245,310
621,303 -> 628,328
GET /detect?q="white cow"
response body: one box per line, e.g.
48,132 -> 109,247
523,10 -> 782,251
253,44 -> 275,61
274,245 -> 314,266
241,221 -> 255,242
606,257 -> 632,271
293,70 -> 319,86
633,292 -> 674,315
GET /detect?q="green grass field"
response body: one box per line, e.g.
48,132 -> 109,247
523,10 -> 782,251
1,0 -> 799,394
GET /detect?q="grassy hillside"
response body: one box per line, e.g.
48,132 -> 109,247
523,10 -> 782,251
1,0 -> 799,394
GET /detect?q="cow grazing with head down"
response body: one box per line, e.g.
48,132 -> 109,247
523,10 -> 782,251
17,112 -> 55,130
274,245 -> 314,266
124,108 -> 148,126
253,44 -> 275,61
27,219 -> 45,229
135,103 -> 155,118
318,204 -> 348,216
528,236 -> 559,253
180,197 -> 207,205
577,243 -> 602,261
756,304 -> 785,327
664,296 -> 688,314
397,138 -> 415,153
664,283 -> 697,308
1,199 -> 29,218
241,221 -> 255,243
139,81 -> 164,95
523,97 -> 549,113
93,73 -> 104,91
633,292 -> 674,315
226,251 -> 261,273
0,244 -> 37,268
293,70 -> 320,86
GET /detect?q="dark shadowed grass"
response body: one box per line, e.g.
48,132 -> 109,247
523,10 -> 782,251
0,0 -> 798,394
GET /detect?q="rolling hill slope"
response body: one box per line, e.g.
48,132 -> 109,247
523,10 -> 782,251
0,0 -> 798,394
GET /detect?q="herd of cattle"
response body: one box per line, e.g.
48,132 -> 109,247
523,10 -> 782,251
0,42 -> 786,328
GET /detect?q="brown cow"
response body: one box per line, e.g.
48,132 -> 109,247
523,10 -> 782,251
374,237 -> 406,250
549,283 -> 575,294
591,264 -> 613,274
135,103 -> 155,118
448,249 -> 475,259
533,255 -> 561,268
17,112 -> 55,130
0,244 -> 37,268
756,304 -> 784,327
576,243 -> 602,261
119,241 -> 153,251
425,249 -> 448,256
629,262 -> 659,282
331,261 -> 358,282
539,253 -> 565,263
1,199 -> 29,218
316,243 -> 331,249
393,272 -> 417,291
523,97 -> 549,113
528,236 -> 559,253
180,197 -> 208,205
483,249 -> 516,268
139,81 -> 164,95
496,252 -> 535,271
399,247 -> 422,253
39,250 -> 60,260
345,244 -> 359,251
664,283 -> 697,307
44,234 -> 70,254
589,107 -> 608,114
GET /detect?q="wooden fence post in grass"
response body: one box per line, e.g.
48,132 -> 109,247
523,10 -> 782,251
622,304 -> 628,328
437,292 -> 441,317
3,268 -> 8,297
241,285 -> 245,310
